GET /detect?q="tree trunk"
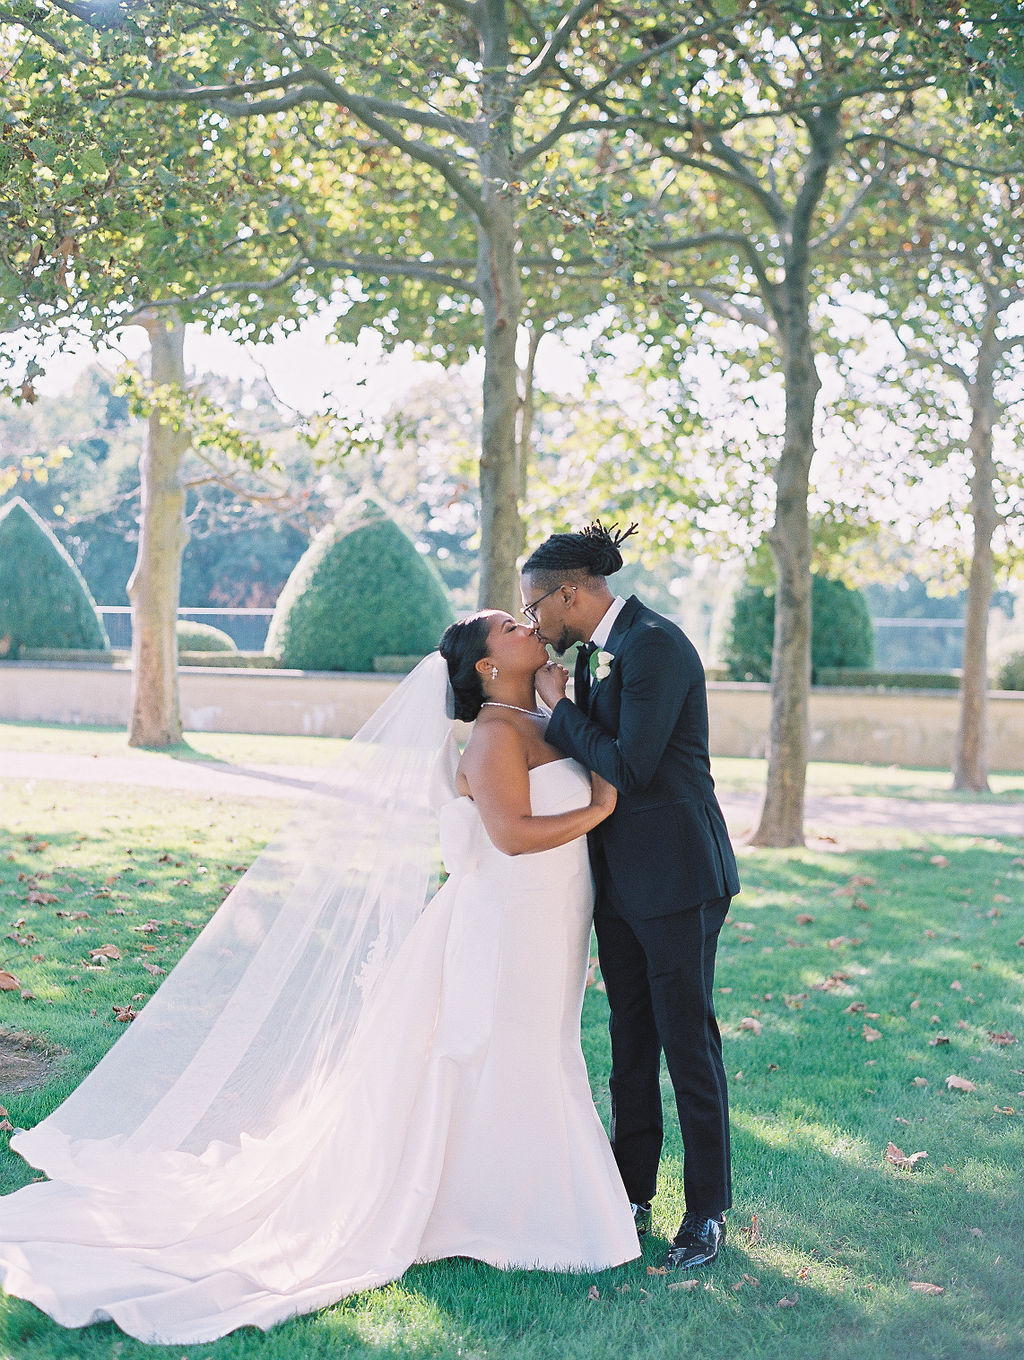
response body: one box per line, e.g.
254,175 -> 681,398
127,311 -> 189,747
952,308 -> 1000,792
516,320 -> 544,511
749,324 -> 818,846
748,105 -> 838,848
475,0 -> 523,612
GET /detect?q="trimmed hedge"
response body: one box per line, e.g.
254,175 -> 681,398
266,509 -> 454,671
0,497 -> 110,658
996,651 -> 1024,691
724,575 -> 874,682
175,620 -> 238,652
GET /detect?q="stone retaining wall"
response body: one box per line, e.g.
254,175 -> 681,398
1,662 -> 1022,770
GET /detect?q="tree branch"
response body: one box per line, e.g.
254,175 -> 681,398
515,0 -> 601,89
304,253 -> 479,294
808,151 -> 891,251
686,287 -> 775,333
653,141 -> 787,229
649,230 -> 780,320
297,63 -> 486,219
843,132 -> 1024,177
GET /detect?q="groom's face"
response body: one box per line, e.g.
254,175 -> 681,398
519,574 -> 581,656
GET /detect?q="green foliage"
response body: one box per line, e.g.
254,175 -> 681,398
996,650 -> 1024,690
0,498 -> 109,657
175,621 -> 237,652
725,576 -> 875,681
266,508 -> 453,672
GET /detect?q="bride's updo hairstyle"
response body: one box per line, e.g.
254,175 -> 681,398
439,612 -> 492,721
521,519 -> 639,588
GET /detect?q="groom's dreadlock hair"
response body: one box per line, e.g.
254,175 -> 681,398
522,520 -> 639,589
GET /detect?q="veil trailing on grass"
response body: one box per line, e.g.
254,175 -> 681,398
13,651 -> 460,1184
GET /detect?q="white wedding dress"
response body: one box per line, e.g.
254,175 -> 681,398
0,757 -> 638,1344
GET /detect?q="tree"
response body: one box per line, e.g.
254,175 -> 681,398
865,163 -> 1024,789
550,2 -> 1023,843
94,0 -> 732,610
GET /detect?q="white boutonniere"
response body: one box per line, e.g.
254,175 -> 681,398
590,648 -> 614,682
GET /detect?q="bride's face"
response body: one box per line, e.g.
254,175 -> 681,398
479,611 -> 549,676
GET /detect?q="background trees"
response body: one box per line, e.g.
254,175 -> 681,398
2,0 -> 1023,832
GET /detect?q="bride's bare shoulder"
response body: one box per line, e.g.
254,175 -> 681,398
456,714 -> 530,794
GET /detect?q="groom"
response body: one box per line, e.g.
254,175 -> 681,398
523,522 -> 739,1270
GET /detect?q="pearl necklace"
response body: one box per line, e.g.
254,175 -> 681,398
482,702 -> 545,717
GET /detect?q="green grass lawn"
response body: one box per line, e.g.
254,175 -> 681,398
0,766 -> 1022,1359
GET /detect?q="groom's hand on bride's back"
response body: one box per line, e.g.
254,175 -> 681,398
535,661 -> 568,709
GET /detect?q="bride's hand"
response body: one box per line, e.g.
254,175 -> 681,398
534,662 -> 568,710
589,771 -> 617,816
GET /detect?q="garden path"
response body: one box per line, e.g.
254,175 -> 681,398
1,749 -> 1021,840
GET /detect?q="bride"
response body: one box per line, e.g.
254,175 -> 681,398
0,611 -> 639,1344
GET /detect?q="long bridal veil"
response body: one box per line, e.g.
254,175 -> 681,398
12,652 -> 460,1185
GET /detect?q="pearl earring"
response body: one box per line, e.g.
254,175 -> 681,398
491,666 -> 498,679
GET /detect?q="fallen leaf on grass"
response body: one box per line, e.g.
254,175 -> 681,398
912,1077 -> 929,1087
863,1025 -> 882,1042
929,855 -> 949,868
0,972 -> 21,991
647,1265 -> 668,1276
885,1142 -> 927,1171
668,1279 -> 700,1292
795,914 -> 814,925
950,980 -> 963,992
777,1293 -> 798,1307
112,1005 -> 136,1023
994,1106 -> 1015,1115
988,1031 -> 1017,1046
945,1075 -> 977,1092
741,1214 -> 760,1244
587,1285 -> 601,1301
828,936 -> 863,949
969,1227 -> 983,1238
141,962 -> 166,976
895,1116 -> 910,1125
739,1017 -> 763,1035
0,1119 -> 13,1133
89,944 -> 122,961
26,891 -> 58,906
731,1274 -> 760,1291
844,1001 -> 866,1013
910,1282 -> 944,1295
929,1035 -> 950,1046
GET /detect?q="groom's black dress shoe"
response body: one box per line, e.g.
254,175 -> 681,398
663,1213 -> 725,1269
631,1201 -> 652,1238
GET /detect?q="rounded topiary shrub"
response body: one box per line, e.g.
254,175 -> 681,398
724,574 -> 874,682
0,497 -> 110,658
996,650 -> 1024,691
266,510 -> 454,671
176,621 -> 238,652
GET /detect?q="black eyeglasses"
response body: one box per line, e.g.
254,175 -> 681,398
522,584 -> 568,626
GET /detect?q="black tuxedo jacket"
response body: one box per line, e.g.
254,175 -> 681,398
545,595 -> 739,921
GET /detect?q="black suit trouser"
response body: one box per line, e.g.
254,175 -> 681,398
594,872 -> 732,1219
